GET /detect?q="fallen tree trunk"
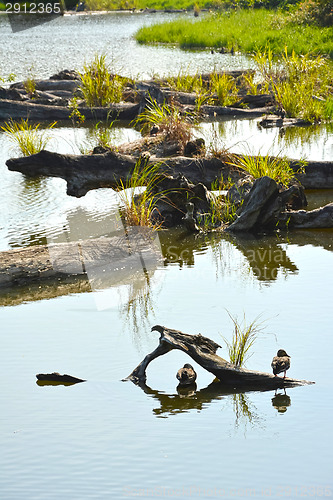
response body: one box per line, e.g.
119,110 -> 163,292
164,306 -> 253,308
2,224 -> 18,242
281,202 -> 333,229
124,325 -> 314,389
6,149 -> 242,197
7,149 -> 333,198
0,98 -> 140,121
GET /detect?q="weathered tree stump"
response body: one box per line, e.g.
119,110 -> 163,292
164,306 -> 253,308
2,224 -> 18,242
124,325 -> 314,390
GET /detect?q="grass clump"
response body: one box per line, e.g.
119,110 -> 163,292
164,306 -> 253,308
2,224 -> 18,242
78,121 -> 117,154
222,311 -> 266,368
167,70 -> 204,94
227,151 -> 303,187
78,54 -> 128,107
117,158 -> 163,229
210,72 -> 238,106
253,46 -> 333,122
1,119 -> 56,156
134,96 -> 193,147
166,69 -> 239,107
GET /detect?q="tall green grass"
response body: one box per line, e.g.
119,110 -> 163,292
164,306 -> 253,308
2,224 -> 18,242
227,150 -> 303,187
1,119 -> 56,156
136,9 -> 333,58
117,158 -> 163,228
166,69 -> 238,106
84,0 -> 137,9
222,311 -> 267,368
78,54 -> 128,107
253,46 -> 333,122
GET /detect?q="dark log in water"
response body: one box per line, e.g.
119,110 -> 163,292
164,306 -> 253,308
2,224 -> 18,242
6,149 -> 241,197
282,203 -> 333,229
6,148 -> 333,198
124,325 -> 314,389
36,372 -> 86,385
0,98 -> 140,121
258,115 -> 310,128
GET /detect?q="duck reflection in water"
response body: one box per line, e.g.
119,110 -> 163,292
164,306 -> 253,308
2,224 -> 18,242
176,383 -> 197,398
272,389 -> 291,414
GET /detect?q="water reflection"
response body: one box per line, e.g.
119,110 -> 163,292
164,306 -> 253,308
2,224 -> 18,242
4,227 -> 331,309
159,230 -> 299,283
135,379 -> 284,424
278,122 -> 333,153
272,389 -> 291,414
229,233 -> 298,282
231,392 -> 262,430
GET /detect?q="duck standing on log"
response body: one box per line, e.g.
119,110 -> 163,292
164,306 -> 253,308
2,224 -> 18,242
176,363 -> 197,386
271,349 -> 291,378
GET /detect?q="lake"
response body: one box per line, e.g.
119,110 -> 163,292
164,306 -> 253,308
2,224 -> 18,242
1,11 -> 333,500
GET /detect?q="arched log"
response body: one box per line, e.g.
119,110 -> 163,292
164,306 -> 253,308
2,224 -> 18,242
124,325 -> 314,389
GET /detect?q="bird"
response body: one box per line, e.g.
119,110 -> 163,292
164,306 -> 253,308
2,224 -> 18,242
176,363 -> 197,386
271,349 -> 291,378
149,124 -> 160,136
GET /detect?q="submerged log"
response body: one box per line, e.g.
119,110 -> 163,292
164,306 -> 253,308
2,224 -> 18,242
258,115 -> 310,128
0,231 -> 162,288
124,325 -> 314,389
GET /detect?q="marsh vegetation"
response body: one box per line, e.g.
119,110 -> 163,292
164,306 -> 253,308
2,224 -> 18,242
136,8 -> 333,56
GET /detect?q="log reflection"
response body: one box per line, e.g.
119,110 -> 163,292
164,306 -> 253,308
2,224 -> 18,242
134,379 -> 291,420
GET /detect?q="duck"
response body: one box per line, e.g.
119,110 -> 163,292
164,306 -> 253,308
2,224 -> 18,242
271,349 -> 291,378
176,363 -> 197,386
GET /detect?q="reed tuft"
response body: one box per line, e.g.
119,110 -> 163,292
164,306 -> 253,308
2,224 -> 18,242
222,311 -> 267,368
1,119 -> 56,156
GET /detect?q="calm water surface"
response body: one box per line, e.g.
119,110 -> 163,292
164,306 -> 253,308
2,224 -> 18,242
0,11 -> 252,81
1,12 -> 333,500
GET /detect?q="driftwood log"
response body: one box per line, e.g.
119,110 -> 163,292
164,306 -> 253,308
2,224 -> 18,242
6,149 -> 241,197
0,98 -> 140,121
36,372 -> 85,385
125,325 -> 314,390
6,148 -> 333,198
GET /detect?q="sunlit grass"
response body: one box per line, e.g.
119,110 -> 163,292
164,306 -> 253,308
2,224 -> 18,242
1,119 -> 56,156
78,54 -> 129,107
117,158 -> 163,229
222,311 -> 267,368
136,9 -> 333,57
227,151 -> 303,187
253,46 -> 333,122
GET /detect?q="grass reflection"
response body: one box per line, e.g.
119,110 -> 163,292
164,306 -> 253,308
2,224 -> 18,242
231,392 -> 263,433
135,379 -> 289,428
